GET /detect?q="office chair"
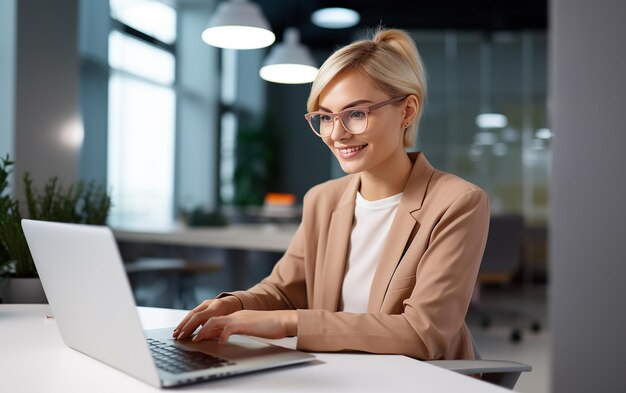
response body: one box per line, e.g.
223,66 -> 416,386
471,214 -> 542,342
426,335 -> 532,389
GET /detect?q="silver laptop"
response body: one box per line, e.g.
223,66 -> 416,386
22,219 -> 315,388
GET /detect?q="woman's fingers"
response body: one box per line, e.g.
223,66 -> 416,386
218,324 -> 235,345
192,316 -> 228,342
190,310 -> 299,343
175,304 -> 298,343
173,297 -> 244,338
176,300 -> 224,339
177,308 -> 216,339
173,300 -> 212,336
192,314 -> 240,343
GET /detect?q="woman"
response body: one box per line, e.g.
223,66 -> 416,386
174,28 -> 490,360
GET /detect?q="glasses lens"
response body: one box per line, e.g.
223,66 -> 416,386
309,114 -> 334,136
341,109 -> 368,134
308,110 -> 368,136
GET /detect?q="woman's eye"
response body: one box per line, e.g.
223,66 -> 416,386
320,114 -> 332,122
349,110 -> 366,119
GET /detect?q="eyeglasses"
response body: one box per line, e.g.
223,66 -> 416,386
304,96 -> 407,137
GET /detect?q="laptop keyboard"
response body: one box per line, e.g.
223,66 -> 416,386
147,338 -> 235,374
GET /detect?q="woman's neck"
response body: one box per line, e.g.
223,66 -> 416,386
359,152 -> 413,201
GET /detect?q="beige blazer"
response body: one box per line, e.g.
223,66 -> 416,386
221,152 -> 490,360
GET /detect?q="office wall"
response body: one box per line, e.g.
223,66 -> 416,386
0,0 -> 16,160
551,0 -> 626,392
14,0 -> 81,191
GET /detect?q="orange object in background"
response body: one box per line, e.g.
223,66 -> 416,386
264,193 -> 296,206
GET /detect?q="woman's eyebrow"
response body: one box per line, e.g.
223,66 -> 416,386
318,99 -> 373,112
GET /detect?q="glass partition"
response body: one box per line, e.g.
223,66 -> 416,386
414,30 -> 549,226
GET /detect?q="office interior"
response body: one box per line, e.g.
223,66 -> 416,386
1,1 -> 624,393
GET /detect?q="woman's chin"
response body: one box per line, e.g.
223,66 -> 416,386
338,160 -> 363,174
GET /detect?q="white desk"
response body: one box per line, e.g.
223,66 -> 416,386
0,305 -> 510,393
114,223 -> 298,252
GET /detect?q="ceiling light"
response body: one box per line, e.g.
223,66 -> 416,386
535,128 -> 553,139
201,0 -> 275,50
311,7 -> 360,29
476,113 -> 508,129
259,28 -> 318,84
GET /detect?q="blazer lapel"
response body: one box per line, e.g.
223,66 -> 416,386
318,175 -> 360,311
367,152 -> 434,312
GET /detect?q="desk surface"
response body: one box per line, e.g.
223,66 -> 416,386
0,305 -> 510,393
114,223 -> 298,252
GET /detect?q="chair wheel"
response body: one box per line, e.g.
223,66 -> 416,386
511,329 -> 523,343
531,321 -> 542,333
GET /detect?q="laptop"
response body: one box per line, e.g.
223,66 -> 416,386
22,219 -> 315,388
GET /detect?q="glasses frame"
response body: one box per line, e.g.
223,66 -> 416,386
304,95 -> 407,137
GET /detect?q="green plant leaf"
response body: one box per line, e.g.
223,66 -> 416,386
0,154 -> 112,278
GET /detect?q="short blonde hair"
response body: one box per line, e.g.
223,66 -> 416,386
307,28 -> 427,147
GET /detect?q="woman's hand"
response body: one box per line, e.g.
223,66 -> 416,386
173,298 -> 242,340
190,310 -> 298,344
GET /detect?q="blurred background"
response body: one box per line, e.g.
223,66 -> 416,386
0,1 -> 549,391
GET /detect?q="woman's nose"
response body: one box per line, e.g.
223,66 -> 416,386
330,117 -> 351,141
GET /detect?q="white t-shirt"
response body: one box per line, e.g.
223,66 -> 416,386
340,191 -> 403,313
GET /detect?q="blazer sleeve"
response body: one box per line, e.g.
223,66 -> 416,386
296,188 -> 490,360
217,223 -> 309,310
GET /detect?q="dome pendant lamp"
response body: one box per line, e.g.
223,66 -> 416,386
202,0 -> 275,50
259,28 -> 318,84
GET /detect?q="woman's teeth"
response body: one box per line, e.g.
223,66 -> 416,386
339,145 -> 365,154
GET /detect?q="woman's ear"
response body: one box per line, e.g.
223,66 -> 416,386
402,95 -> 419,125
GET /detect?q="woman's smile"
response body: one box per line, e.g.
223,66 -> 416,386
336,143 -> 368,159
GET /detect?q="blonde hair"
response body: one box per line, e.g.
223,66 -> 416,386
307,28 -> 427,147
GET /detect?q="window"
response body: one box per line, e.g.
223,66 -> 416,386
107,0 -> 177,228
110,0 -> 176,45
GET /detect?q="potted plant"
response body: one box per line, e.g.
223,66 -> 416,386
233,112 -> 278,208
0,155 -> 111,303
